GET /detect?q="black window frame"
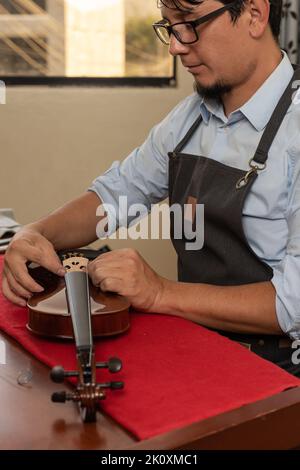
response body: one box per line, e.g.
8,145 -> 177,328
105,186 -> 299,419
1,58 -> 177,87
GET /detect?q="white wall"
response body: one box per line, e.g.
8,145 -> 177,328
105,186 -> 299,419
0,64 -> 193,280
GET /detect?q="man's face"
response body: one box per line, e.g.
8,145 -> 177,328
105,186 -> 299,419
160,0 -> 257,97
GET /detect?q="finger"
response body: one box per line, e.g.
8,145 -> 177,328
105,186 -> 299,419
99,277 -> 123,293
6,258 -> 45,293
88,250 -> 138,272
34,247 -> 65,276
88,265 -> 123,286
88,260 -> 123,278
90,249 -> 130,265
17,243 -> 65,277
98,248 -> 138,260
4,269 -> 32,299
1,276 -> 27,307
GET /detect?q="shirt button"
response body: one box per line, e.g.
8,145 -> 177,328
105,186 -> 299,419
258,340 -> 265,347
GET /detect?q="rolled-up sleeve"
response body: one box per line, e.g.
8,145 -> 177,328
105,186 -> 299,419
88,94 -> 199,234
89,125 -> 169,230
271,149 -> 300,339
88,115 -> 177,235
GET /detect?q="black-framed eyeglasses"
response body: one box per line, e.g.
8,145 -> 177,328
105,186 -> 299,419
153,2 -> 236,45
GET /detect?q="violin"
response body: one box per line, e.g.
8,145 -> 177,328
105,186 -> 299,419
26,247 -> 130,339
26,246 -> 129,422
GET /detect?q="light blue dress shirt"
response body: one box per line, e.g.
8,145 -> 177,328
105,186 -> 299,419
90,51 -> 300,340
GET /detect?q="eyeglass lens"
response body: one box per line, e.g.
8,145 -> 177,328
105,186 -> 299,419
155,23 -> 197,45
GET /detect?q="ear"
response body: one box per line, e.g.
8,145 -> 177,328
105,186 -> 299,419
247,0 -> 271,39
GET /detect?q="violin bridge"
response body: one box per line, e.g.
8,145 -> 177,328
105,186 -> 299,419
62,255 -> 88,273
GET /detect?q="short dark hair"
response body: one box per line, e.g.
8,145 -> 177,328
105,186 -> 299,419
158,0 -> 283,39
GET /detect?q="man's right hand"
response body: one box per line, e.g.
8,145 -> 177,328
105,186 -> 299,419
2,228 -> 65,306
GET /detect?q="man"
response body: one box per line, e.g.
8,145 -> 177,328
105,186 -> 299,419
2,0 -> 300,373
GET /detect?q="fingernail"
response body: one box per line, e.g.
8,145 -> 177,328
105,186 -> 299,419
36,286 -> 44,292
19,300 -> 26,307
57,268 -> 66,276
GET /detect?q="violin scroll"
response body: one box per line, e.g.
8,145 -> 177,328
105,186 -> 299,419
50,352 -> 124,423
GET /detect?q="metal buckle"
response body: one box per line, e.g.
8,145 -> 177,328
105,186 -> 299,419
249,158 -> 266,171
236,158 -> 266,190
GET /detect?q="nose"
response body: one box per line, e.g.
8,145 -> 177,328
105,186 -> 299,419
168,34 -> 190,57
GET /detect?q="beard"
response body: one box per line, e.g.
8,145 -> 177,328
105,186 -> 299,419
194,80 -> 233,101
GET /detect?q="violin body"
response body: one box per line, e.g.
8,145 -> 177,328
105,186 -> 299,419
26,248 -> 130,339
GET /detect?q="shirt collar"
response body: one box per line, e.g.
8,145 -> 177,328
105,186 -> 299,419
198,51 -> 295,131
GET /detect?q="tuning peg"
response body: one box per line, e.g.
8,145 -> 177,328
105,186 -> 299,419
110,381 -> 124,389
96,357 -> 122,373
50,366 -> 65,383
51,391 -> 79,403
51,391 -> 73,403
108,357 -> 122,373
51,391 -> 67,402
99,381 -> 124,390
50,366 -> 78,383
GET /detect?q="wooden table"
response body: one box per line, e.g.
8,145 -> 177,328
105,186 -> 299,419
1,330 -> 300,450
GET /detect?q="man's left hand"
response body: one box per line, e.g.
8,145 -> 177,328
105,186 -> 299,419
87,248 -> 166,312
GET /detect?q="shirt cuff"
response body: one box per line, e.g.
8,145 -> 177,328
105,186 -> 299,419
271,268 -> 300,340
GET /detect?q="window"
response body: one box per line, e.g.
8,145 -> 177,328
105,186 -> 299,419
0,0 -> 175,86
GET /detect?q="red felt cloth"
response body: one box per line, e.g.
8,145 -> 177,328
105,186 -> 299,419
0,256 -> 299,440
